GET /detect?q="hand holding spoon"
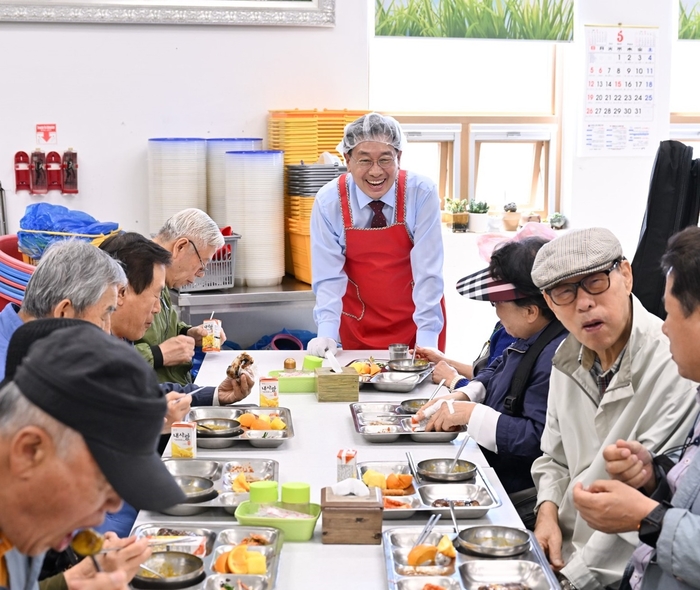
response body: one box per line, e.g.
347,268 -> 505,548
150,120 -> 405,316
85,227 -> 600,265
71,529 -> 165,578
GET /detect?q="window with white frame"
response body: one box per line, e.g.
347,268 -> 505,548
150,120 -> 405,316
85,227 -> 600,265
669,124 -> 700,157
399,124 -> 462,205
470,124 -> 556,215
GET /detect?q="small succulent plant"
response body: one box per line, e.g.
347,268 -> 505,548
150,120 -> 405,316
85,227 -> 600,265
445,198 -> 468,213
550,212 -> 566,228
468,200 -> 490,214
503,202 -> 517,213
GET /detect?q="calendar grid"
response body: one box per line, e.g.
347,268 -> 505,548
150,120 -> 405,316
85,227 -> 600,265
581,25 -> 658,156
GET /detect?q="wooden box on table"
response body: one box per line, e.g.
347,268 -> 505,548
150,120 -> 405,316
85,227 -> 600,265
314,367 -> 359,402
320,486 -> 383,545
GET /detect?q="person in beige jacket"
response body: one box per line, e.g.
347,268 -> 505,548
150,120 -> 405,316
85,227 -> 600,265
529,228 -> 698,590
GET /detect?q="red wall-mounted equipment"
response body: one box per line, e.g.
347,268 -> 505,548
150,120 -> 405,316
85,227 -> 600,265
47,151 -> 62,192
29,149 -> 48,195
14,152 -> 30,192
62,149 -> 78,194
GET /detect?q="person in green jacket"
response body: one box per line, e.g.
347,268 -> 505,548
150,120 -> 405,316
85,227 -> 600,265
135,209 -> 224,385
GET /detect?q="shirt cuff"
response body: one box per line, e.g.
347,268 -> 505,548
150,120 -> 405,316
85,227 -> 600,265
316,320 -> 340,342
151,345 -> 164,369
179,326 -> 191,337
457,381 -> 486,403
415,330 -> 440,349
212,387 -> 221,406
467,404 -> 501,453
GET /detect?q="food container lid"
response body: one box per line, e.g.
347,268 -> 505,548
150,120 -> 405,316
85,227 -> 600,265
284,358 -> 297,370
281,482 -> 310,505
302,355 -> 324,371
249,481 -> 279,504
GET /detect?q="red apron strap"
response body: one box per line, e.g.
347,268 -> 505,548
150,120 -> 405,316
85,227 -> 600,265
337,174 -> 353,231
395,169 -> 407,224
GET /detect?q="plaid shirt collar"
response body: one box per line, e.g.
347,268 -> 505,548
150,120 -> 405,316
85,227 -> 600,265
578,345 -> 627,397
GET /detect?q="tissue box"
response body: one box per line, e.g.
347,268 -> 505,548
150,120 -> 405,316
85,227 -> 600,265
314,367 -> 359,402
320,486 -> 383,544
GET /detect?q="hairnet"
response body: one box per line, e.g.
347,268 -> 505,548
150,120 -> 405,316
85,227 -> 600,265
336,112 -> 407,155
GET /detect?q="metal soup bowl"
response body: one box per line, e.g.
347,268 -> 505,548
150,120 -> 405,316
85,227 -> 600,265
387,359 -> 431,372
133,551 -> 204,588
194,418 -> 242,437
400,398 -> 429,415
457,525 -> 530,557
416,458 -> 477,482
172,475 -> 216,502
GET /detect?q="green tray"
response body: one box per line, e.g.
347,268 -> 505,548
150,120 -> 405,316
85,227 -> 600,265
234,501 -> 321,542
268,370 -> 316,394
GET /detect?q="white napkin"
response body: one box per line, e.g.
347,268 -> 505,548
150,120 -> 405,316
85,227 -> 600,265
421,398 -> 455,419
331,478 -> 370,497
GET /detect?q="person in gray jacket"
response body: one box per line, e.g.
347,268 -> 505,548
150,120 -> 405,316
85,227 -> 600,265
529,228 -> 697,590
574,225 -> 700,590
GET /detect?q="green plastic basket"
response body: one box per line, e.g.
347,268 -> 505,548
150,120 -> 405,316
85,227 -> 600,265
268,371 -> 316,394
234,501 -> 321,542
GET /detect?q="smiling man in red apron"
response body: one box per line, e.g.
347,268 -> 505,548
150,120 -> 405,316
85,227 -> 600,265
308,113 -> 446,356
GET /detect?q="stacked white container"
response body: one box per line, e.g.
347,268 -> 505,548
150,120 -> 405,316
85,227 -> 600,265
225,150 -> 284,287
148,138 -> 207,235
206,138 -> 263,227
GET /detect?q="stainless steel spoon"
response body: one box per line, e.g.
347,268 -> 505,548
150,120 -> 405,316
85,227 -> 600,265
448,434 -> 471,473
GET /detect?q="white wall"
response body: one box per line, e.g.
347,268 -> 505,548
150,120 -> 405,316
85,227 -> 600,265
0,0 -> 369,234
561,0 -> 674,257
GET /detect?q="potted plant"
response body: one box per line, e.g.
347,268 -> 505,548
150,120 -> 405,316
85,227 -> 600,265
467,200 -> 490,233
444,198 -> 469,232
520,210 -> 541,227
503,202 -> 519,231
549,212 -> 567,229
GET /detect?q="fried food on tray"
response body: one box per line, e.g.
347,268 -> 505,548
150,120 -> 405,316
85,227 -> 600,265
227,352 -> 254,379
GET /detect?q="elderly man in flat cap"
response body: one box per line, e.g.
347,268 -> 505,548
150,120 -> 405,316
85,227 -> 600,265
0,320 -> 186,590
529,228 -> 697,590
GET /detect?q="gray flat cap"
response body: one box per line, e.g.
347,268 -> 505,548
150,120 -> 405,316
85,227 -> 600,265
531,227 -> 623,290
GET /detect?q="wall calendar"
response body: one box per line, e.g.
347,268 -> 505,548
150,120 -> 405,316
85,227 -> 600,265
581,25 -> 658,156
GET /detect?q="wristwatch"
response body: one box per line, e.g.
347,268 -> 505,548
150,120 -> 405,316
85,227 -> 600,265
556,573 -> 576,590
638,501 -> 671,548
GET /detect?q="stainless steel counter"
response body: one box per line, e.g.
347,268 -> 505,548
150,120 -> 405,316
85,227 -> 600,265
170,276 -> 316,347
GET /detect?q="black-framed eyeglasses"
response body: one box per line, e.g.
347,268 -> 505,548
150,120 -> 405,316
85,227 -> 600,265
188,239 -> 207,277
546,260 -> 621,306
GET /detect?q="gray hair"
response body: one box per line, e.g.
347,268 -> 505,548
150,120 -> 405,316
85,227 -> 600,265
156,209 -> 224,249
21,240 -> 126,319
0,382 -> 81,458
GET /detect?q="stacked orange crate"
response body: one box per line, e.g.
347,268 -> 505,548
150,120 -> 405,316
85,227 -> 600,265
269,109 -> 368,283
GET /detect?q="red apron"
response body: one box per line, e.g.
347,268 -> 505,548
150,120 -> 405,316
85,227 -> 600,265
338,171 -> 447,351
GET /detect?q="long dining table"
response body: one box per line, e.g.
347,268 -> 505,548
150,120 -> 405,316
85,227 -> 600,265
133,349 -> 527,590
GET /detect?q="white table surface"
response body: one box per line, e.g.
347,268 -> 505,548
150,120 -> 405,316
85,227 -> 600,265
134,350 -> 524,589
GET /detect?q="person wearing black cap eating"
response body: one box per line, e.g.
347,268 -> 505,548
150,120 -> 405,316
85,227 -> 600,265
0,320 -> 185,590
415,237 -> 568,509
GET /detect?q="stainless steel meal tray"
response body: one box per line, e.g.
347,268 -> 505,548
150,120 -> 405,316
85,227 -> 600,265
347,358 -> 434,392
133,522 -> 282,590
159,458 -> 279,517
383,526 -> 559,590
350,403 -> 465,443
357,461 -> 501,520
370,369 -> 434,393
185,407 -> 294,449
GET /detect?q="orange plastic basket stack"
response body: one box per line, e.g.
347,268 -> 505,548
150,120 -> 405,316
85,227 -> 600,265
269,109 -> 367,283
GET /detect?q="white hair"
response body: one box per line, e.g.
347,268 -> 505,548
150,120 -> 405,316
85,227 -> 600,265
0,382 -> 81,458
21,240 -> 126,319
156,209 -> 224,249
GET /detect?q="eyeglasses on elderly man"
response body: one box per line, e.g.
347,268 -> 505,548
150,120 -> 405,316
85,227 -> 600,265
545,259 -> 623,306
